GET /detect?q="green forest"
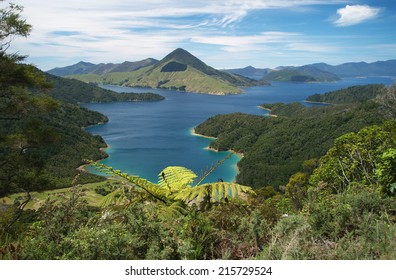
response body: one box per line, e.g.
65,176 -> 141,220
1,4 -> 396,260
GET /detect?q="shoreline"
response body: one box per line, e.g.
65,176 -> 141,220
190,128 -> 217,139
258,105 -> 278,117
191,128 -> 244,157
191,128 -> 244,181
76,143 -> 110,173
79,119 -> 111,173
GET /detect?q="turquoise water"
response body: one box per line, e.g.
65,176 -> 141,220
84,77 -> 395,184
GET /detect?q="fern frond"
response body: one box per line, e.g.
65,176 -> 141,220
175,182 -> 255,204
158,201 -> 189,221
101,187 -> 126,207
158,166 -> 197,192
88,161 -> 168,204
195,153 -> 233,186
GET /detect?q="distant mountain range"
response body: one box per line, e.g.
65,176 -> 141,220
47,48 -> 268,95
223,66 -> 271,80
48,51 -> 396,91
308,60 -> 396,77
264,65 -> 340,82
47,58 -> 159,76
226,60 -> 396,82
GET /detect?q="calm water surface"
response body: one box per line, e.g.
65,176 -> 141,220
84,77 -> 395,183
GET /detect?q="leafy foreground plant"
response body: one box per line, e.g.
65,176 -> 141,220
88,157 -> 255,213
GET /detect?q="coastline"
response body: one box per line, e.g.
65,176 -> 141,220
191,128 -> 244,157
258,105 -> 278,117
191,128 -> 244,181
78,118 -> 111,173
76,143 -> 110,173
190,128 -> 217,139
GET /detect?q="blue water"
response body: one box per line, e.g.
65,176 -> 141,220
84,77 -> 395,184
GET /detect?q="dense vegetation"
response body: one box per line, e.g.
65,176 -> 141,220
46,73 -> 165,104
47,58 -> 158,76
1,4 -> 396,260
306,84 -> 387,104
2,118 -> 396,259
1,71 -> 109,197
0,5 -> 164,198
195,92 -> 387,188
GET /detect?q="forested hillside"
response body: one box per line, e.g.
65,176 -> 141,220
0,6 -> 164,197
195,85 -> 390,188
306,84 -> 387,104
46,73 -> 164,103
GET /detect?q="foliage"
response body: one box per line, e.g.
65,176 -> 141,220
46,73 -> 165,104
376,148 -> 396,195
2,4 -> 396,260
3,123 -> 396,260
0,3 -> 31,53
0,3 -> 108,198
285,172 -> 309,212
376,85 -> 396,121
310,121 -> 396,193
195,94 -> 386,188
259,215 -> 313,260
89,162 -> 255,210
306,84 -> 387,104
20,197 -> 180,260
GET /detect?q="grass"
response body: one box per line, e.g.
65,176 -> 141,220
69,65 -> 243,94
0,180 -> 119,210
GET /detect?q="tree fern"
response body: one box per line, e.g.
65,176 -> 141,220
86,156 -> 255,213
87,161 -> 168,204
157,201 -> 189,221
158,166 -> 197,194
175,182 -> 254,204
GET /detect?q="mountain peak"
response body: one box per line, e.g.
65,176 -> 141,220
77,61 -> 95,66
130,48 -> 264,94
167,48 -> 191,57
161,48 -> 204,67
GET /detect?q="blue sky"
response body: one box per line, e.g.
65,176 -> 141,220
4,0 -> 396,70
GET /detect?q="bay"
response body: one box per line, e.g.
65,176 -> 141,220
84,76 -> 395,184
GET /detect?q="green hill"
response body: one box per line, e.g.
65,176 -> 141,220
125,48 -> 268,94
69,48 -> 270,95
47,58 -> 159,76
265,66 -> 340,82
306,84 -> 387,104
1,67 -> 165,196
45,73 -> 164,103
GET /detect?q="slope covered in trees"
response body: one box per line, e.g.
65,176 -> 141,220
306,84 -> 387,104
47,58 -> 159,76
195,85 -> 390,188
0,5 -> 163,198
46,73 -> 164,104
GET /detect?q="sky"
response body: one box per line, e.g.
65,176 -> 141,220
3,0 -> 396,70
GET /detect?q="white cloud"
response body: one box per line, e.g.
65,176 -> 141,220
287,42 -> 339,53
3,0 -> 392,70
334,5 -> 381,26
